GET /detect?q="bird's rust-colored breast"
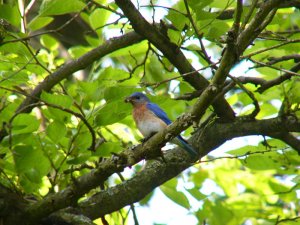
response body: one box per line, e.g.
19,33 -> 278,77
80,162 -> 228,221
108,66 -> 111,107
132,103 -> 148,124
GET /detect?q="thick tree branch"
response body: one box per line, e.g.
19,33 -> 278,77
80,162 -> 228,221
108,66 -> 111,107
237,0 -> 281,53
16,83 -> 221,225
69,115 -> 300,220
7,87 -> 300,225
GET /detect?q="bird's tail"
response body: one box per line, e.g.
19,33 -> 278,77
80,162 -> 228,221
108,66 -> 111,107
172,136 -> 198,157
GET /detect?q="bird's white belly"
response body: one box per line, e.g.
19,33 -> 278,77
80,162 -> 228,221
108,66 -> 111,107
137,119 -> 166,138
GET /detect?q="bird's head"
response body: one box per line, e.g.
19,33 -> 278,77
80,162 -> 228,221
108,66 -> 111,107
125,92 -> 150,105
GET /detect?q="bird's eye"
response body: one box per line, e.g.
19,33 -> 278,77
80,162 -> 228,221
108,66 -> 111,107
136,96 -> 140,100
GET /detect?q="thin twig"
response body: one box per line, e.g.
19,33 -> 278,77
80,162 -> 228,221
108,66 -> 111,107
250,58 -> 300,77
199,148 -> 278,163
275,216 -> 300,225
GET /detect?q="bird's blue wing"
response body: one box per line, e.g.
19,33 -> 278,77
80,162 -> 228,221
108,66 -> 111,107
146,102 -> 172,125
147,102 -> 198,156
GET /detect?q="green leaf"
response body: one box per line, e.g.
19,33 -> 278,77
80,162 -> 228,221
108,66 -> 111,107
256,103 -> 278,119
206,21 -> 230,40
269,180 -> 292,194
187,188 -> 207,200
167,29 -> 182,45
109,41 -> 148,58
12,114 -> 40,134
166,9 -> 188,31
227,145 -> 255,156
0,101 -> 18,124
0,41 -> 32,61
39,0 -> 85,16
89,8 -> 109,31
95,100 -> 131,126
289,78 -> 300,103
41,91 -> 73,108
46,121 -> 67,142
188,0 -> 213,10
188,0 -> 214,21
98,67 -> 130,84
78,81 -> 103,102
292,175 -> 300,183
104,86 -> 138,102
160,179 -> 190,209
40,35 -> 59,51
13,145 -> 50,183
242,155 -> 278,170
0,4 -> 20,27
24,168 -> 42,183
73,131 -> 92,150
68,46 -> 92,58
28,16 -> 54,31
209,200 -> 233,225
46,107 -> 71,123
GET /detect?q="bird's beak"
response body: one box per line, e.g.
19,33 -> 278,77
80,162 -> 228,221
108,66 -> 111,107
124,96 -> 132,103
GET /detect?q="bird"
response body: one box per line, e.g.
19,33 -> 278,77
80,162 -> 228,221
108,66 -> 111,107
125,92 -> 198,156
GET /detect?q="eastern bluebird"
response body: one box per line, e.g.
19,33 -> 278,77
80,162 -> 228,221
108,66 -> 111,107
125,92 -> 198,156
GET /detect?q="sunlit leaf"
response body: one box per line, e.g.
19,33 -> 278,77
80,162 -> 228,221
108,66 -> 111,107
39,0 -> 85,16
28,16 -> 54,31
95,100 -> 131,126
160,179 -> 190,209
242,155 -> 278,170
12,114 -> 40,134
46,121 -> 67,142
41,91 -> 73,108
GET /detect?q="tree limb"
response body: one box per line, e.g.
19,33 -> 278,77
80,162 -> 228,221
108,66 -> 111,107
65,115 -> 300,220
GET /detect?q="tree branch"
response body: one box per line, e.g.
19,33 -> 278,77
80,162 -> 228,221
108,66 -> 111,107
115,0 -> 235,120
6,94 -> 300,225
267,54 -> 300,65
66,115 -> 300,220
